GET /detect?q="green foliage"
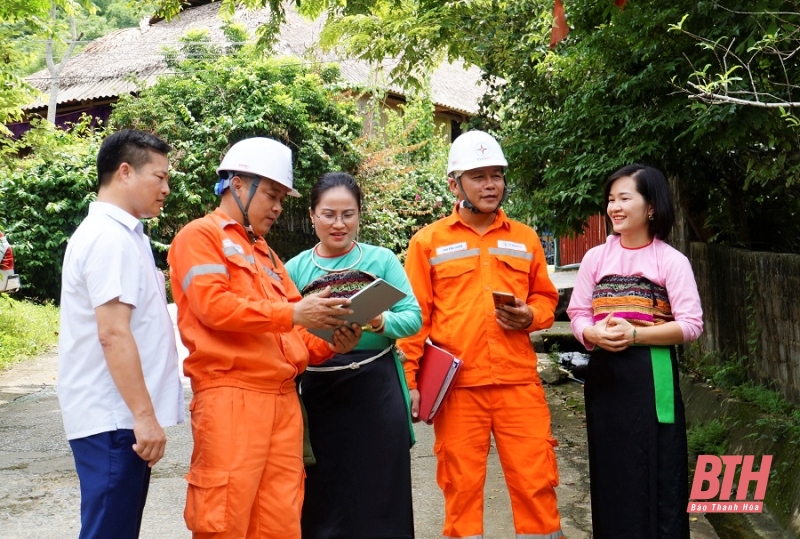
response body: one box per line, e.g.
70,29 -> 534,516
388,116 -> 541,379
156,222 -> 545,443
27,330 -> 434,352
732,383 -> 794,418
683,342 -> 800,442
682,270 -> 766,390
475,0 -> 800,252
546,342 -> 561,365
14,0 -> 153,77
109,47 -> 364,264
222,21 -> 249,54
0,0 -> 153,150
0,29 -> 459,301
683,342 -> 749,389
687,418 -> 729,457
711,355 -> 751,390
0,118 -> 100,300
308,0 -> 479,86
155,0 -> 286,52
159,0 -> 800,253
669,4 -> 800,112
744,272 -> 760,363
0,295 -> 60,369
177,28 -> 222,62
0,0 -> 51,129
735,383 -> 800,444
356,93 -> 452,256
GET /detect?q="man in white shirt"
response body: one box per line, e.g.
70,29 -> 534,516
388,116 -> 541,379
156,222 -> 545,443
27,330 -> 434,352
58,129 -> 184,539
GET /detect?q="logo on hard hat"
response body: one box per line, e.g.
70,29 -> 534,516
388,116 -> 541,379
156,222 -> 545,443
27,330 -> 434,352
475,143 -> 489,156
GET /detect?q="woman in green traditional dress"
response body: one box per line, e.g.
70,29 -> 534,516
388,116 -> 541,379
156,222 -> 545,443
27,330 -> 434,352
285,172 -> 421,539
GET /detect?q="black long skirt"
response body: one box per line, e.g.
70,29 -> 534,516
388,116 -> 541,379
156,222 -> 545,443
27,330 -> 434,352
300,349 -> 414,539
585,345 -> 689,539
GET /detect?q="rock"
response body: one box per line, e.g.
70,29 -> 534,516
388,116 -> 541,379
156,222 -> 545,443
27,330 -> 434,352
537,354 -> 565,385
530,332 -> 546,353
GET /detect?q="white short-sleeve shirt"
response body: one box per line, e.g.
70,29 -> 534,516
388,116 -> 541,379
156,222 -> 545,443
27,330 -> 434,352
58,201 -> 184,440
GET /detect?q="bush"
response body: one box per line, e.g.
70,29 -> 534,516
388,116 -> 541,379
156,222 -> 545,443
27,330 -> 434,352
687,418 -> 729,458
356,94 -> 453,257
0,119 -> 101,301
0,35 -> 457,301
110,49 -> 364,264
1,48 -> 364,300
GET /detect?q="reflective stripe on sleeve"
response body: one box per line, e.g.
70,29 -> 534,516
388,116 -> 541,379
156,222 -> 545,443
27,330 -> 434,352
517,531 -> 564,539
488,247 -> 533,261
262,265 -> 282,282
182,264 -> 229,291
443,532 -> 563,538
429,248 -> 480,266
223,245 -> 256,264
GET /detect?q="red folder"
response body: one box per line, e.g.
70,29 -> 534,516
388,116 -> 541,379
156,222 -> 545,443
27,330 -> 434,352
417,343 -> 462,424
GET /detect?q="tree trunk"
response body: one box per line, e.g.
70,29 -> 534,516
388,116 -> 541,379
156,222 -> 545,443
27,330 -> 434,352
45,2 -> 81,125
47,78 -> 60,124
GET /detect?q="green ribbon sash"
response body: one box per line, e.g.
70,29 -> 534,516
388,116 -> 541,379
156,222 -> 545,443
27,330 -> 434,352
393,348 -> 416,447
650,346 -> 675,424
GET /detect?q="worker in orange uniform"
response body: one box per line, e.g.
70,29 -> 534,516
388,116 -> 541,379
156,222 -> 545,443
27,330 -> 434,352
168,137 -> 362,539
398,130 -> 563,539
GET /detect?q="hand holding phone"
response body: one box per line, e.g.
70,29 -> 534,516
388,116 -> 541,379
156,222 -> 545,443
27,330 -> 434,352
492,291 -> 516,309
493,291 -> 533,331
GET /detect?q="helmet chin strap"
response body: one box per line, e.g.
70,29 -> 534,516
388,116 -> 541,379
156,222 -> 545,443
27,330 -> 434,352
455,174 -> 508,214
228,173 -> 262,240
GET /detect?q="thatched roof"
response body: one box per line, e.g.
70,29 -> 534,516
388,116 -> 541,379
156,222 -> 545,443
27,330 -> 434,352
24,2 -> 486,115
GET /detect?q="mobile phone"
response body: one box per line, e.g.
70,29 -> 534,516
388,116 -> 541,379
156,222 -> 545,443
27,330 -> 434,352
492,291 -> 516,308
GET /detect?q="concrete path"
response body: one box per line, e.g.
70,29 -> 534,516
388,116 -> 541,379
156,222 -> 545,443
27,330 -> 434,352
0,355 -> 721,538
0,296 -> 721,538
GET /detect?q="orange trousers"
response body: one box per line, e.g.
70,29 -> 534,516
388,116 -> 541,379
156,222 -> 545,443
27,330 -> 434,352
432,383 -> 563,539
184,387 -> 304,539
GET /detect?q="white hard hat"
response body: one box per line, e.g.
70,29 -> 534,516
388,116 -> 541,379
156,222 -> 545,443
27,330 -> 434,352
446,130 -> 508,175
216,137 -> 299,197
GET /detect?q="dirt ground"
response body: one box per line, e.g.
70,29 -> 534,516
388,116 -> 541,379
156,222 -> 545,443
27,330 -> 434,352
0,347 -> 726,539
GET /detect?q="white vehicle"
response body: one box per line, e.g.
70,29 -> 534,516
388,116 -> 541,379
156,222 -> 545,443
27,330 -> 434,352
0,230 -> 20,293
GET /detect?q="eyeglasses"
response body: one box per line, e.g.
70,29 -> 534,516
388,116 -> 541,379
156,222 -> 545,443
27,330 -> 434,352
314,212 -> 359,225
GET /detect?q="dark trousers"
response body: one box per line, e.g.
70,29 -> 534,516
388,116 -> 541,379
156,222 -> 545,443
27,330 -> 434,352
69,429 -> 151,539
585,346 -> 689,539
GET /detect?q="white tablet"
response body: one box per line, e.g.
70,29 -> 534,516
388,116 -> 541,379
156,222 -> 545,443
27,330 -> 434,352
307,278 -> 407,343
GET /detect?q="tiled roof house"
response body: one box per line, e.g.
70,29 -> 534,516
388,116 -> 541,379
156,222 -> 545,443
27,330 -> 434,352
15,2 -> 486,140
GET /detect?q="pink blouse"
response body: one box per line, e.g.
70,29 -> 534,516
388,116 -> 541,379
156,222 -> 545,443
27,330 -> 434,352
567,235 -> 704,350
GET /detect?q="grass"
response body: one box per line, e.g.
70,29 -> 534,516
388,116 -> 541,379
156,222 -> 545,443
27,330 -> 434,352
0,294 -> 59,369
732,382 -> 794,416
682,341 -> 800,446
687,418 -> 729,457
546,342 -> 561,364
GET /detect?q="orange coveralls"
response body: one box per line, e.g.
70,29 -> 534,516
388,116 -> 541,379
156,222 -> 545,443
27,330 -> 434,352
168,208 -> 333,539
398,206 -> 563,539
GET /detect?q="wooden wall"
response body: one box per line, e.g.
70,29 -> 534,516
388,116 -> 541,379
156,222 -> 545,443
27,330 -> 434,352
688,243 -> 800,403
557,214 -> 607,266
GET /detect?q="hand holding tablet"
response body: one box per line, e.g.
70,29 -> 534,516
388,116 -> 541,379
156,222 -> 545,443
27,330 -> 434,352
307,279 -> 407,343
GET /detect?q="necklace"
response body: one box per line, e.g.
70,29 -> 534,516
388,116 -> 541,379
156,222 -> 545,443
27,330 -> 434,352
310,241 -> 363,273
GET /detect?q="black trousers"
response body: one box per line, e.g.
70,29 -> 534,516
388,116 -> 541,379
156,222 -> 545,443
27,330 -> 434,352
301,349 -> 414,539
585,346 -> 689,539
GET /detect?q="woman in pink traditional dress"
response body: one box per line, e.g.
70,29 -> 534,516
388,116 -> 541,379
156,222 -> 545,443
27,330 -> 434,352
567,164 -> 704,539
